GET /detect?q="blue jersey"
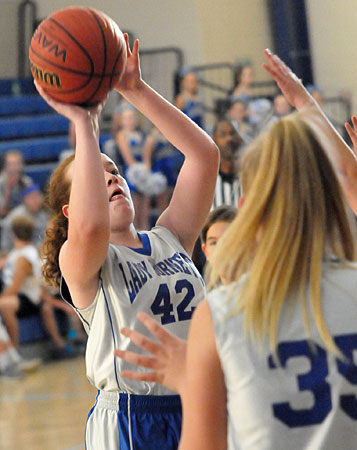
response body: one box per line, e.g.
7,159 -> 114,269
181,94 -> 204,128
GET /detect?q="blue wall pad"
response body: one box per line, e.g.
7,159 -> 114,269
25,161 -> 58,190
19,311 -> 68,344
0,95 -> 53,116
0,78 -> 36,96
0,114 -> 69,139
0,133 -> 112,163
0,135 -> 69,162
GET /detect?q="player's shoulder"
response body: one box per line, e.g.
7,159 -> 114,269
148,225 -> 185,250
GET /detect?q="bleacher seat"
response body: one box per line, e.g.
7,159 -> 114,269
0,133 -> 112,164
0,78 -> 36,96
19,311 -> 68,344
0,135 -> 69,162
0,114 -> 69,140
25,161 -> 58,190
0,94 -> 53,116
0,135 -> 69,163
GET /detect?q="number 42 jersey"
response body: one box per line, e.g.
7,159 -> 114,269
71,226 -> 205,395
208,260 -> 357,450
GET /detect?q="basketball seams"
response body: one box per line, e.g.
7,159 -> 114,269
48,17 -> 95,76
110,45 -> 125,88
85,8 -> 108,105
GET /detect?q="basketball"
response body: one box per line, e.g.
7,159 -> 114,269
28,6 -> 127,106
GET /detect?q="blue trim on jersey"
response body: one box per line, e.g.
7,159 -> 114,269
100,276 -> 121,390
129,232 -> 152,255
60,276 -> 91,330
120,392 -> 182,412
85,390 -> 99,450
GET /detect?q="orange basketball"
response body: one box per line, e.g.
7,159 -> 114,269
29,6 -> 127,106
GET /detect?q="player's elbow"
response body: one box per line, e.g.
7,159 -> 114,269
205,141 -> 220,173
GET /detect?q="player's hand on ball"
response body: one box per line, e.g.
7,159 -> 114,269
34,80 -> 90,121
35,80 -> 107,138
115,312 -> 187,393
114,34 -> 143,95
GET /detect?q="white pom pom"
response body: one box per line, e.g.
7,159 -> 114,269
144,172 -> 168,196
126,163 -> 150,193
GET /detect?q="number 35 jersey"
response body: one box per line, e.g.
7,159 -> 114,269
70,226 -> 205,395
208,261 -> 357,450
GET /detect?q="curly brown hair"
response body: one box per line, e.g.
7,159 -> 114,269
41,154 -> 74,287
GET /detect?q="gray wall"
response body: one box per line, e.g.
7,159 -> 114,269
1,0 -> 357,112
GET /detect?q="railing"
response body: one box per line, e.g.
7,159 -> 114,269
18,0 -> 37,78
185,62 -> 352,132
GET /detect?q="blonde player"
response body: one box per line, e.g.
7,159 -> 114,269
36,34 -> 218,450
115,50 -> 357,450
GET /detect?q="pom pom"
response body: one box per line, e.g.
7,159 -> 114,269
144,172 -> 168,196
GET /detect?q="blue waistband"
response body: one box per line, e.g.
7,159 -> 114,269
97,390 -> 182,413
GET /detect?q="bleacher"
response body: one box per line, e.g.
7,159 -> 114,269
0,78 -> 111,346
0,79 -> 111,190
0,79 -> 69,192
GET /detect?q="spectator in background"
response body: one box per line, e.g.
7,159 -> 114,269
227,98 -> 254,144
0,150 -> 33,218
143,126 -> 181,218
41,285 -> 85,360
1,184 -> 48,252
211,118 -> 244,209
191,120 -> 243,274
0,215 -> 43,348
0,316 -> 41,379
101,100 -> 129,173
115,103 -> 150,230
175,69 -> 204,129
231,63 -> 254,103
259,93 -> 292,133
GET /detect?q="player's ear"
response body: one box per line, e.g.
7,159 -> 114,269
62,204 -> 69,218
201,243 -> 207,258
238,196 -> 245,210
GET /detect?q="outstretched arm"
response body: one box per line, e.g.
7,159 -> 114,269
115,36 -> 219,254
263,49 -> 357,214
35,83 -> 110,308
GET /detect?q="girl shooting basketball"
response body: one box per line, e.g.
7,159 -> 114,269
36,34 -> 219,450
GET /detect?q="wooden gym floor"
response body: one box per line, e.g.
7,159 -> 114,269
0,357 -> 95,450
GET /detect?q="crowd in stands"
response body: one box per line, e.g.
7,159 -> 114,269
0,149 -> 86,380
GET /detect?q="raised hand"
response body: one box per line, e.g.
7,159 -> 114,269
34,81 -> 107,139
345,116 -> 357,157
114,312 -> 187,393
262,48 -> 311,110
114,34 -> 143,95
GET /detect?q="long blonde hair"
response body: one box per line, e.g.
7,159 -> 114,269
209,114 -> 355,353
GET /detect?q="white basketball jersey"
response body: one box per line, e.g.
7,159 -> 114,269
2,244 -> 42,304
62,226 -> 205,395
207,261 -> 357,450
